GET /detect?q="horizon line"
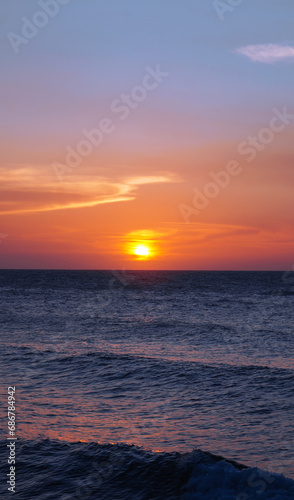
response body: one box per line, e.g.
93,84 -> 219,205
0,268 -> 286,272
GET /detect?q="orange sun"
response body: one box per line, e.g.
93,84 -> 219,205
124,230 -> 159,261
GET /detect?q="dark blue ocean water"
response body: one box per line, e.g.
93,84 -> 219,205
0,270 -> 294,499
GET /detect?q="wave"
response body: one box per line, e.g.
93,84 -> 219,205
1,440 -> 293,499
4,344 -> 294,374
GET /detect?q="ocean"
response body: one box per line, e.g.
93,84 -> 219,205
0,270 -> 294,499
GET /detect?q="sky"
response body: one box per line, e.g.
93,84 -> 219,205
0,0 -> 293,270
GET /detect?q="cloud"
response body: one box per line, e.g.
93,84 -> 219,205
235,44 -> 294,63
0,165 -> 181,214
126,172 -> 181,185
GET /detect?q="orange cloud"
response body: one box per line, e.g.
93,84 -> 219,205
0,165 -> 181,214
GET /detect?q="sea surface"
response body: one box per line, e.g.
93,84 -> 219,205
0,270 -> 294,499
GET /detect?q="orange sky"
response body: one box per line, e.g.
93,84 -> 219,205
1,132 -> 293,270
1,2 -> 294,269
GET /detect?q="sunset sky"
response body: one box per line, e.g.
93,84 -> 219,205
1,0 -> 293,269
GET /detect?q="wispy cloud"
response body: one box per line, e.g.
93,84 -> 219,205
126,172 -> 181,186
235,44 -> 294,63
0,166 -> 181,214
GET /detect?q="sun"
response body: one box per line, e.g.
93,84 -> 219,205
124,230 -> 159,261
133,244 -> 150,258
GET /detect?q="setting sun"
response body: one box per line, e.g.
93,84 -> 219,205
134,244 -> 150,258
124,230 -> 160,262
